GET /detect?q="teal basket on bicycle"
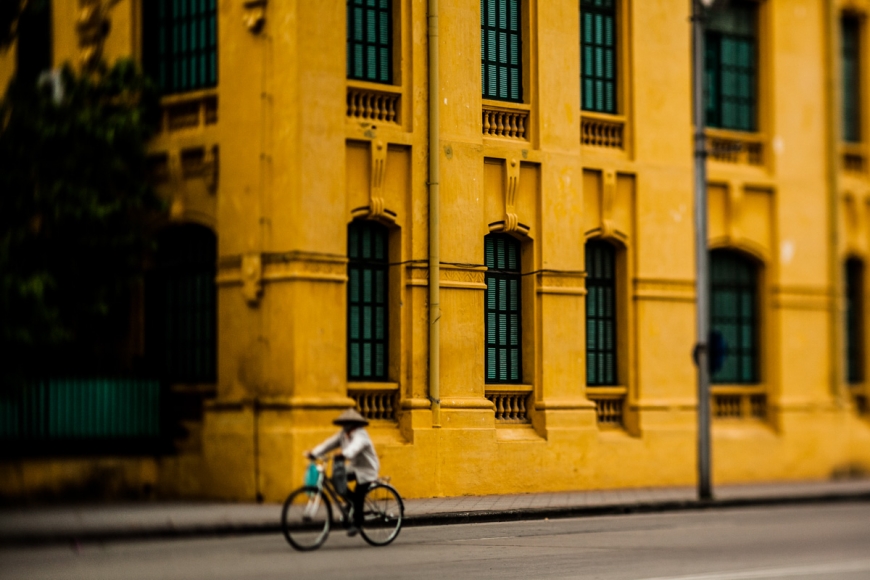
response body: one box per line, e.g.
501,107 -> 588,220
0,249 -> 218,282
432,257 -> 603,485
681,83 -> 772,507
304,463 -> 319,487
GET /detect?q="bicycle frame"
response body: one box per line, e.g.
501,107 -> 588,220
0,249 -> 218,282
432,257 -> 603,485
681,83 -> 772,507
309,457 -> 355,525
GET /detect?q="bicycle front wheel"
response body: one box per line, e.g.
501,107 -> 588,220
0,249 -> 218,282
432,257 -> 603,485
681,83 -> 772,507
359,483 -> 404,547
281,486 -> 332,551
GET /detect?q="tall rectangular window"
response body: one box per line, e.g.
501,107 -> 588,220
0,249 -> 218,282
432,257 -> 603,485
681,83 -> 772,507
704,2 -> 757,132
581,0 -> 617,114
485,234 -> 522,383
586,241 -> 617,386
710,250 -> 759,384
347,0 -> 392,84
481,0 -> 522,102
842,16 -> 862,143
348,221 -> 389,381
142,0 -> 218,95
846,259 -> 864,384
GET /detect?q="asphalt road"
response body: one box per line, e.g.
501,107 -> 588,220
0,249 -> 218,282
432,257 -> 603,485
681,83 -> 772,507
2,503 -> 869,580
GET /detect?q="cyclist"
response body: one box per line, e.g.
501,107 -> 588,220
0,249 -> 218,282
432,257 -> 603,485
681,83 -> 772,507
306,408 -> 379,537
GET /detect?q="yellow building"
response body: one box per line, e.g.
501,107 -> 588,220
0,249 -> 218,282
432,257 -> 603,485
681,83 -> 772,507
2,0 -> 870,501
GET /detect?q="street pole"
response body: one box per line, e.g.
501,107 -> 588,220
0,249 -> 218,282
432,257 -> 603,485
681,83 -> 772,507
692,0 -> 712,501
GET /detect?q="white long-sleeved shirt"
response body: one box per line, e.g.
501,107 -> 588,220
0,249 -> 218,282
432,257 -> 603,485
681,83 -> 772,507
311,428 -> 380,484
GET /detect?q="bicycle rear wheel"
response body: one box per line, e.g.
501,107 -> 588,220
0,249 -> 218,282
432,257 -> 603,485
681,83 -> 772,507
281,486 -> 332,551
359,483 -> 404,546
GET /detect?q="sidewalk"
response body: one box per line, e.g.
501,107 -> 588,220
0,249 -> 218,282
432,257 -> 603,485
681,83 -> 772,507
2,478 -> 869,545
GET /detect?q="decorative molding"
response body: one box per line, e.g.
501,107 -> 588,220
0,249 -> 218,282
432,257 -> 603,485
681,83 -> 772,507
489,158 -> 531,235
76,0 -> 117,69
405,264 -> 487,290
706,129 -> 765,166
841,142 -> 868,174
351,140 -> 396,223
536,270 -> 587,295
772,285 -> 831,311
241,253 -> 263,304
217,251 -> 348,292
243,0 -> 267,33
633,278 -> 696,302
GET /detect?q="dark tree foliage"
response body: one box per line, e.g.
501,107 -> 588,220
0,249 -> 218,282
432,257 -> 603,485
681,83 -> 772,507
0,59 -> 163,384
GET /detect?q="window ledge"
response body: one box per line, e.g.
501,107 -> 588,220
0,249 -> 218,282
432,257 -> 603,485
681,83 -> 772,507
485,384 -> 533,393
705,128 -> 766,167
586,385 -> 627,398
348,382 -> 399,392
347,78 -> 402,94
581,111 -> 626,151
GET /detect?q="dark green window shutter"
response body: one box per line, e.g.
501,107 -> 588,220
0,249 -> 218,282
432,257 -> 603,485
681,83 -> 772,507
704,2 -> 757,131
146,225 -> 217,383
580,0 -> 617,114
710,250 -> 759,384
347,0 -> 392,84
846,258 -> 864,384
586,240 -> 617,386
143,0 -> 218,94
484,234 -> 522,383
842,16 -> 861,143
481,0 -> 522,102
15,0 -> 53,85
348,221 -> 389,381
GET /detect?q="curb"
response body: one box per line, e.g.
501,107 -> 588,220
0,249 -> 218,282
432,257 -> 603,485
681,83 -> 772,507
3,491 -> 869,547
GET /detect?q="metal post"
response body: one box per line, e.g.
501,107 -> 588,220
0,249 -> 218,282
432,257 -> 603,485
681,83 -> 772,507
692,0 -> 713,501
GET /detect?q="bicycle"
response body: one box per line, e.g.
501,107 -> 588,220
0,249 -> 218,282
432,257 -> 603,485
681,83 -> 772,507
281,456 -> 404,551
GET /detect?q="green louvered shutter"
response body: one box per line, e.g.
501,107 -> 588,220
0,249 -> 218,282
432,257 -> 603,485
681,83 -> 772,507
704,1 -> 757,131
710,250 -> 759,384
143,0 -> 218,94
842,16 -> 861,144
580,0 -> 617,114
586,241 -> 617,386
846,259 -> 864,384
485,234 -> 522,383
481,0 -> 522,102
348,221 -> 389,381
347,0 -> 393,84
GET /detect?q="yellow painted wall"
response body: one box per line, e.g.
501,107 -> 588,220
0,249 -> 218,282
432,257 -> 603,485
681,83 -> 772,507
2,0 -> 870,502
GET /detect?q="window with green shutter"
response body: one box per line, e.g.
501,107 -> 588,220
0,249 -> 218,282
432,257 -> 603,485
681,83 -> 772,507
146,225 -> 217,383
586,240 -> 617,386
704,2 -> 757,132
142,0 -> 218,95
710,250 -> 759,384
846,258 -> 864,384
481,0 -> 523,103
580,0 -> 617,114
485,234 -> 523,383
347,0 -> 393,84
348,221 -> 389,381
842,16 -> 862,143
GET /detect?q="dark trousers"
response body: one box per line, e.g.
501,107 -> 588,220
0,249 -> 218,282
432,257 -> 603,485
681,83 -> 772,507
347,475 -> 372,527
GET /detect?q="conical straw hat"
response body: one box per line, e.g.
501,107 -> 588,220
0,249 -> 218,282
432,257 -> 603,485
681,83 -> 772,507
333,408 -> 369,427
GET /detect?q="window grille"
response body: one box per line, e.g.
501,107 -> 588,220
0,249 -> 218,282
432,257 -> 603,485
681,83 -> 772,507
146,225 -> 217,384
142,0 -> 218,94
15,0 -> 52,85
348,221 -> 389,381
485,234 -> 523,383
347,0 -> 393,84
710,250 -> 759,384
586,240 -> 617,386
481,0 -> 522,102
846,258 -> 864,384
842,16 -> 861,143
581,0 -> 617,114
704,2 -> 757,132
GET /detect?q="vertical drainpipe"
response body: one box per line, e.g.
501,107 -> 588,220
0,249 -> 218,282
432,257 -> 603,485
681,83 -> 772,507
825,0 -> 843,406
428,0 -> 441,428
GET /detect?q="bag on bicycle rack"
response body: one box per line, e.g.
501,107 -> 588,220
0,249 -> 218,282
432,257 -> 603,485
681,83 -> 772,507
331,457 -> 348,496
304,463 -> 319,487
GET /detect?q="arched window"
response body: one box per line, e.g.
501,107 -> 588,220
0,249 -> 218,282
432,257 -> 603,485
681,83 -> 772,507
710,249 -> 759,384
484,233 -> 522,383
348,221 -> 389,381
846,258 -> 864,384
146,225 -> 217,383
586,240 -> 617,386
